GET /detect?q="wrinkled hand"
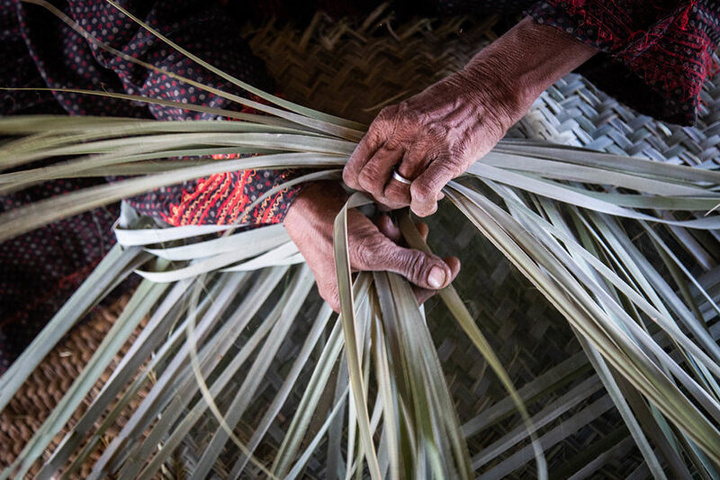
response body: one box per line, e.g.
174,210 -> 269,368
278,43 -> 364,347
343,17 -> 597,217
284,182 -> 460,312
343,68 -> 522,217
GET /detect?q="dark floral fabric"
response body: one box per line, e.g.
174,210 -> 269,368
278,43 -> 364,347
0,0 -> 298,372
528,0 -> 720,124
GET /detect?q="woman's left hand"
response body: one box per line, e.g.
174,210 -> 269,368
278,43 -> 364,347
343,17 -> 597,217
342,66 -> 524,217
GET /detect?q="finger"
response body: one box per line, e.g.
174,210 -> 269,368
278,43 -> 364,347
410,156 -> 458,217
357,142 -> 404,199
344,105 -> 399,191
383,141 -> 432,208
369,241 -> 454,290
415,222 -> 429,241
344,131 -> 383,191
376,215 -> 402,244
412,256 -> 461,305
317,282 -> 341,313
377,217 -> 427,246
382,176 -> 412,210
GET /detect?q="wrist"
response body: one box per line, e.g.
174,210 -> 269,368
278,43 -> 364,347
284,181 -> 348,237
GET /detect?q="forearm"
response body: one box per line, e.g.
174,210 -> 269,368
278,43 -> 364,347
460,17 -> 598,123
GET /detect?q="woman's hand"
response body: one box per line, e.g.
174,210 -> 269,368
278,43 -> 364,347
284,182 -> 460,312
343,68 -> 520,217
343,17 -> 597,216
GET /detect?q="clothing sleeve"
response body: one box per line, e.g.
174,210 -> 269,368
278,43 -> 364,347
61,0 -> 301,226
526,0 -> 720,125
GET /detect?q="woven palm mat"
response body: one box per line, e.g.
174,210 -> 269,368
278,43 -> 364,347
243,9 -> 720,166
3,8 -> 719,479
0,294 -> 152,478
241,8 -> 720,477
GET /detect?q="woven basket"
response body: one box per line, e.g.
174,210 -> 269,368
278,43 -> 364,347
242,9 -> 500,125
3,7 -> 719,478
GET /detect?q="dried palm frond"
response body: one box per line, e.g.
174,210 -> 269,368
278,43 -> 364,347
1,1 -> 720,478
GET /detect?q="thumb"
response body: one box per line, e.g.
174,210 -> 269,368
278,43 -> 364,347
411,160 -> 457,217
378,242 -> 453,290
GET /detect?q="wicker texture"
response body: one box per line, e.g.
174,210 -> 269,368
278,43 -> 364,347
245,9 -> 720,168
243,11 -> 498,125
519,74 -> 720,166
0,295 -> 149,478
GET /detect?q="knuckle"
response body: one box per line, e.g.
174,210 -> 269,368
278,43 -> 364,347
426,145 -> 451,164
376,104 -> 400,126
357,168 -> 384,194
403,251 -> 428,284
426,124 -> 448,139
352,235 -> 384,270
408,253 -> 425,280
354,247 -> 372,271
393,102 -> 425,129
319,284 -> 341,312
419,161 -> 458,193
392,102 -> 411,118
412,179 -> 438,201
383,137 -> 404,151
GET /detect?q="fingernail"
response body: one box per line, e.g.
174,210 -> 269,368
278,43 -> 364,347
428,266 -> 446,289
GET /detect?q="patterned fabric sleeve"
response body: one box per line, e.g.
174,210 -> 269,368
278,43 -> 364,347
87,0 -> 303,227
526,0 -> 720,125
0,0 -> 303,372
18,0 -> 301,227
139,152 -> 300,228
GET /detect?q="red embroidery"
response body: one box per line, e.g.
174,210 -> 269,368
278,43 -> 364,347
217,169 -> 252,224
530,0 -> 719,123
161,167 -> 299,227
